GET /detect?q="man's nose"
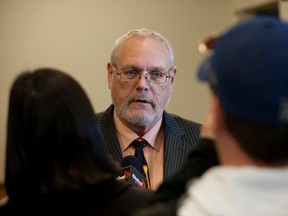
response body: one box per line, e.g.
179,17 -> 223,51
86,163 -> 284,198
136,73 -> 149,88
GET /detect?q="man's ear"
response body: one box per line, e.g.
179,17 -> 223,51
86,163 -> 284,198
169,67 -> 177,94
211,95 -> 226,134
107,62 -> 113,89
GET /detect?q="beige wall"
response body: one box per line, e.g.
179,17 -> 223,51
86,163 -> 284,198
279,0 -> 288,20
0,0 -> 246,181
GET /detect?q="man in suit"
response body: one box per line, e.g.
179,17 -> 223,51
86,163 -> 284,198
96,28 -> 201,190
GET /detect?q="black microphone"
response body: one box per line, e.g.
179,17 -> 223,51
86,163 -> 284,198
116,156 -> 147,189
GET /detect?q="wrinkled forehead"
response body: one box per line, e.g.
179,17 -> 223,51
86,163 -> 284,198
115,37 -> 171,68
113,33 -> 174,66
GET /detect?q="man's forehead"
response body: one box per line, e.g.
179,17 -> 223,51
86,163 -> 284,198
121,64 -> 166,71
117,41 -> 169,62
119,36 -> 168,53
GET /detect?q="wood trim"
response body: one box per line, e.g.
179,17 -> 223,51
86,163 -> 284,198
235,0 -> 278,17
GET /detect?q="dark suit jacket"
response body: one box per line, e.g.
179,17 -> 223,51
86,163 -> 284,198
96,105 -> 201,180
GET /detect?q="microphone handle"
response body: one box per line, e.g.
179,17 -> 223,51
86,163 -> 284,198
143,165 -> 150,189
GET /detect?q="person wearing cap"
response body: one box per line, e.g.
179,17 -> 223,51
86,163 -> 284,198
132,15 -> 288,216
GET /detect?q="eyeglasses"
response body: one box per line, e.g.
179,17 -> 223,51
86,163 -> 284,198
113,65 -> 172,84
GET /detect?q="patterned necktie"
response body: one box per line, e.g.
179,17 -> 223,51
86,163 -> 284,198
131,137 -> 148,166
131,137 -> 151,189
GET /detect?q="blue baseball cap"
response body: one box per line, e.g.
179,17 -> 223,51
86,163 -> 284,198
198,16 -> 288,126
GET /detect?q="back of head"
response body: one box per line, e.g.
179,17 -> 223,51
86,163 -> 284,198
198,16 -> 288,163
6,68 -> 118,201
110,28 -> 175,67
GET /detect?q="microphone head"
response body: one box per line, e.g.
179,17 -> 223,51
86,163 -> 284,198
122,155 -> 145,176
116,155 -> 147,188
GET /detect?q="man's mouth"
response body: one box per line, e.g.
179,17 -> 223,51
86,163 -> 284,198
133,99 -> 149,103
128,97 -> 154,108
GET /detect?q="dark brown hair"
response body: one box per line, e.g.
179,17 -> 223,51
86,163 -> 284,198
5,68 -> 119,201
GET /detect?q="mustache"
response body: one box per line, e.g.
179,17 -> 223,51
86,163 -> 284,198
127,95 -> 155,107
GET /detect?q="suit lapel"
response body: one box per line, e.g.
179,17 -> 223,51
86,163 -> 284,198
97,105 -> 123,163
162,112 -> 188,179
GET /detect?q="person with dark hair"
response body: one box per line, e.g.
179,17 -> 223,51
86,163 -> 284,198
132,16 -> 288,216
0,68 -> 153,215
97,28 -> 201,190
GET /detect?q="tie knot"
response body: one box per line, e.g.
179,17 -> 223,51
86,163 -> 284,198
131,138 -> 147,149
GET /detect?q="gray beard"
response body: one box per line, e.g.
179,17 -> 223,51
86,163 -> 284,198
117,105 -> 162,127
112,93 -> 171,127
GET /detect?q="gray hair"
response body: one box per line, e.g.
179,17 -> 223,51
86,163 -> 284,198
110,28 -> 175,68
